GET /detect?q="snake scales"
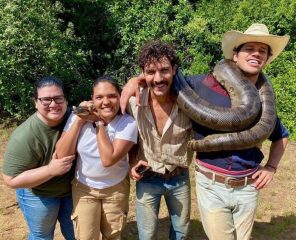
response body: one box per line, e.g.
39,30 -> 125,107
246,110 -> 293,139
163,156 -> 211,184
72,106 -> 91,116
174,59 -> 277,152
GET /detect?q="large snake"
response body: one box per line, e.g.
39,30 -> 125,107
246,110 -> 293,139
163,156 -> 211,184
174,59 -> 277,152
174,60 -> 261,131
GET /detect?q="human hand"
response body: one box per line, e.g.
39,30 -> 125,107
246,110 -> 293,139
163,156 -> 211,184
251,165 -> 276,190
47,152 -> 75,177
92,111 -> 107,126
130,160 -> 149,181
120,74 -> 146,114
73,101 -> 98,122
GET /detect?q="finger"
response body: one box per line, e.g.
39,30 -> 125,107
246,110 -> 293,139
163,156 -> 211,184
52,151 -> 57,159
64,155 -> 76,161
131,168 -> 141,178
253,174 -> 263,187
137,74 -> 147,87
265,177 -> 272,186
66,162 -> 73,169
120,90 -> 128,114
62,163 -> 73,172
87,101 -> 94,111
138,160 -> 148,167
92,110 -> 100,117
65,154 -> 75,159
252,170 -> 261,179
256,179 -> 267,190
255,174 -> 269,189
133,173 -> 142,181
79,101 -> 88,107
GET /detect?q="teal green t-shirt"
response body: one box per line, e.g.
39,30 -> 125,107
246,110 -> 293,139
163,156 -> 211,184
3,112 -> 74,197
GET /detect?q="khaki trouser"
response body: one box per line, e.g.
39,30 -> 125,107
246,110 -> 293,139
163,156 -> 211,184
195,164 -> 258,240
71,177 -> 130,240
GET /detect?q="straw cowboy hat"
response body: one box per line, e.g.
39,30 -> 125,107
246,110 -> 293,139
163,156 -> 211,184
222,23 -> 290,64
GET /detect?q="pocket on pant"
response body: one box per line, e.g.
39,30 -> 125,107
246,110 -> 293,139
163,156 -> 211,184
110,210 -> 128,231
120,211 -> 128,229
102,211 -> 128,239
71,213 -> 79,238
196,172 -> 212,190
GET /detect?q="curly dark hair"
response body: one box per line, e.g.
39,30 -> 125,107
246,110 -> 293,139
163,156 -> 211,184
138,40 -> 180,70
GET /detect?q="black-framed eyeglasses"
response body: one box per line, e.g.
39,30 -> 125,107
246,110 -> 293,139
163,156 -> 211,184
37,96 -> 65,106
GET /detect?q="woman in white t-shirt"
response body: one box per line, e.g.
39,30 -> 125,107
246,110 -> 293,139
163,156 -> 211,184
56,77 -> 138,240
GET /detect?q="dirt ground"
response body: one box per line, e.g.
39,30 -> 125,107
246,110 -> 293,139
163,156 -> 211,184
0,129 -> 295,239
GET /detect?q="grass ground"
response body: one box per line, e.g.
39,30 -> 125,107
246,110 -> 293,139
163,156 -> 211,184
0,125 -> 295,239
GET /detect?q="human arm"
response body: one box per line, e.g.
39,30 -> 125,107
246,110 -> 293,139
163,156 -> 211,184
56,101 -> 96,158
120,74 -> 146,114
252,137 -> 288,190
96,124 -> 135,167
55,116 -> 85,158
95,113 -> 138,167
2,152 -> 75,189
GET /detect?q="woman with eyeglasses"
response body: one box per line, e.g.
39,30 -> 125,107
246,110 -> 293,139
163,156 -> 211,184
55,76 -> 138,239
2,76 -> 75,239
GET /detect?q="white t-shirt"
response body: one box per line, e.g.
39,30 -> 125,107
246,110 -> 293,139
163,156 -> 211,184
64,113 -> 138,189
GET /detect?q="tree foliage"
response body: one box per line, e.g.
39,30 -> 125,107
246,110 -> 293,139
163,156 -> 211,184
0,0 -> 295,139
0,0 -> 90,118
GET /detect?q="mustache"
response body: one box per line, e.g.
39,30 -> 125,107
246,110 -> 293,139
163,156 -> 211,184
151,81 -> 168,87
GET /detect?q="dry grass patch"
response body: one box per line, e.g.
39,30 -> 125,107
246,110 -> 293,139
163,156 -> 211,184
1,125 -> 295,239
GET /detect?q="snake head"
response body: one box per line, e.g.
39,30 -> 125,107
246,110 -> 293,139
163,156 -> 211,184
73,106 -> 92,116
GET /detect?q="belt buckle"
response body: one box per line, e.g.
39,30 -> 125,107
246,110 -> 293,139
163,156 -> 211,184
224,176 -> 236,188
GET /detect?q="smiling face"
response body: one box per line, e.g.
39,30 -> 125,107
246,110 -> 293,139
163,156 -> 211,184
35,85 -> 67,126
143,57 -> 176,98
233,42 -> 270,83
92,81 -> 120,123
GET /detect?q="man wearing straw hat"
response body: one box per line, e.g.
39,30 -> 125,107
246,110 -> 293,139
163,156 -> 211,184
191,23 -> 289,240
120,23 -> 289,239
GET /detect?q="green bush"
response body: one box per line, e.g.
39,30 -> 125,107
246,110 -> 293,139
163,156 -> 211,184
0,0 -> 90,119
0,0 -> 295,138
269,53 -> 296,139
184,0 -> 296,139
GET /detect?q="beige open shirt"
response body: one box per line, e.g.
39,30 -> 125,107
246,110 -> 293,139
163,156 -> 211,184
128,88 -> 194,174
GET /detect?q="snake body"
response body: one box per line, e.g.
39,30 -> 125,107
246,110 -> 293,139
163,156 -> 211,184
174,60 -> 261,131
174,59 -> 277,152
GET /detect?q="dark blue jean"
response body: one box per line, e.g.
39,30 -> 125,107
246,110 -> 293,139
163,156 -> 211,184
16,188 -> 75,240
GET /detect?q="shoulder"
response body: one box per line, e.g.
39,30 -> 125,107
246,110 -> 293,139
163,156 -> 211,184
114,114 -> 137,129
9,114 -> 39,141
63,112 -> 77,131
120,113 -> 136,121
111,114 -> 138,142
185,74 -> 207,85
3,115 -> 43,175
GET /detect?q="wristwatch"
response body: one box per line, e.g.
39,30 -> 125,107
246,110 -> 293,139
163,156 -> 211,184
93,121 -> 106,128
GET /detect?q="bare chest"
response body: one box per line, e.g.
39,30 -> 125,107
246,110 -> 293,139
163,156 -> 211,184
150,103 -> 174,136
